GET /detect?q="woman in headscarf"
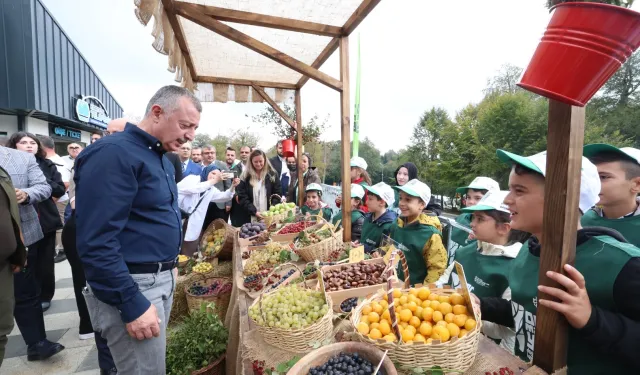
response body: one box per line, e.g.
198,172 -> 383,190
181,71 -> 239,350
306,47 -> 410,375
287,152 -> 321,204
392,162 -> 442,216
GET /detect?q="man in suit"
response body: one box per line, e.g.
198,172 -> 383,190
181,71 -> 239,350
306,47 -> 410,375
0,146 -> 64,361
190,147 -> 202,165
201,145 -> 231,229
269,140 -> 291,197
178,142 -> 202,178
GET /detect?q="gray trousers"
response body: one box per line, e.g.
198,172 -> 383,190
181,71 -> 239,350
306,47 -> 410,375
83,269 -> 176,374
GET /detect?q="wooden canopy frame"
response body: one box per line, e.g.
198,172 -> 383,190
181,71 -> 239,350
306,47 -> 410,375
156,0 -> 381,242
145,1 -> 593,373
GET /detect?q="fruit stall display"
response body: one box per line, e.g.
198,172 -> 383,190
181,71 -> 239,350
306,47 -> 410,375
270,220 -> 318,242
185,277 -> 234,319
260,202 -> 297,219
201,228 -> 226,258
242,242 -> 299,292
248,284 -> 334,353
240,222 -> 268,239
294,222 -> 344,262
286,342 -> 397,375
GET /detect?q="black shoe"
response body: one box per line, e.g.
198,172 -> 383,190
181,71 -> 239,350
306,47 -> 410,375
26,340 -> 65,361
53,251 -> 67,263
100,368 -> 117,375
41,301 -> 51,312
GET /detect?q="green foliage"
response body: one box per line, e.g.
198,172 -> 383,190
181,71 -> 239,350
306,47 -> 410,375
251,104 -> 328,144
166,305 -> 228,375
323,138 -> 383,185
192,131 -> 260,159
546,0 -> 635,8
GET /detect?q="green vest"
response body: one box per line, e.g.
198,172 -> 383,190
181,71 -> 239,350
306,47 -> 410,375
301,205 -> 332,222
508,236 -> 640,374
581,208 -> 640,247
360,211 -> 396,252
390,217 -> 441,286
450,243 -> 513,299
450,213 -> 476,247
332,210 -> 366,228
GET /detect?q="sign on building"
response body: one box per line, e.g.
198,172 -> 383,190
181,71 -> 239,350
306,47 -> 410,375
74,95 -> 111,129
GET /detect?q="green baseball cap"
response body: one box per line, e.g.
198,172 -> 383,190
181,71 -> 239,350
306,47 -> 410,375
496,149 -> 545,175
394,179 -> 431,204
455,176 -> 500,194
583,144 -> 640,165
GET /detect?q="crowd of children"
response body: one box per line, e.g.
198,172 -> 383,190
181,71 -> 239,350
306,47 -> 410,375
301,144 -> 640,373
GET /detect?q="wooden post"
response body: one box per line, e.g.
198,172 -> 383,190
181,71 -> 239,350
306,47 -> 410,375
533,99 -> 585,373
295,90 -> 305,207
339,36 -> 352,242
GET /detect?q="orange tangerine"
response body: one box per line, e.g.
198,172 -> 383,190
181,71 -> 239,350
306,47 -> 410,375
422,307 -> 434,322
450,293 -> 465,306
429,301 -> 441,311
372,302 -> 383,314
445,313 -> 455,324
401,329 -> 415,343
370,322 -> 380,331
415,306 -> 423,319
453,304 -> 468,315
379,320 -> 391,336
361,316 -> 369,325
438,295 -> 450,304
399,309 -> 413,322
362,305 -> 372,315
405,325 -> 417,335
409,288 -> 419,297
421,300 -> 431,308
383,334 -> 396,342
453,314 -> 468,328
447,323 -> 460,338
417,287 -> 431,300
400,322 -> 409,329
431,325 -> 451,342
438,302 -> 453,315
436,320 -> 447,328
399,296 -> 408,305
459,329 -> 469,338
357,322 -> 369,334
383,293 -> 389,301
419,321 -> 433,337
368,312 -> 380,323
432,311 -> 444,323
409,316 -> 421,328
379,300 -> 389,309
392,288 -> 402,298
382,309 -> 391,321
427,293 -> 439,301
465,318 -> 477,331
426,338 -> 433,344
369,328 -> 382,340
406,301 -> 418,313
413,333 -> 427,343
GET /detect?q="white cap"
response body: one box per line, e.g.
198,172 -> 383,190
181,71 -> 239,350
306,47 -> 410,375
364,182 -> 395,207
461,190 -> 510,213
305,183 -> 323,194
456,176 -> 500,194
394,179 -> 431,205
583,144 -> 640,166
497,149 -> 600,214
350,156 -> 368,171
351,184 -> 365,199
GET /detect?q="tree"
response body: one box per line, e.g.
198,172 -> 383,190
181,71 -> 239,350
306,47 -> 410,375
193,133 -> 213,148
483,64 -> 524,96
323,138 -> 383,186
600,52 -> 640,106
251,104 -> 328,144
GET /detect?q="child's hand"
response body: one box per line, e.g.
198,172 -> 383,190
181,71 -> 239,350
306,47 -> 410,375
468,232 -> 476,241
538,264 -> 592,329
351,240 -> 360,247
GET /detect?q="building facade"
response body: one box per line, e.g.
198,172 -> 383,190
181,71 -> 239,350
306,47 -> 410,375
0,0 -> 123,154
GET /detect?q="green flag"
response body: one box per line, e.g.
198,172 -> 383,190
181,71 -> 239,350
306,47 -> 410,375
353,34 -> 361,157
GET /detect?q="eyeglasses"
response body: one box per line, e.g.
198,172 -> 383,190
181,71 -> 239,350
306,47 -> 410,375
69,146 -> 80,150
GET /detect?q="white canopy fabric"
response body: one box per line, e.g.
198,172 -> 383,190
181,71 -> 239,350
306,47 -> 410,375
134,0 -> 367,104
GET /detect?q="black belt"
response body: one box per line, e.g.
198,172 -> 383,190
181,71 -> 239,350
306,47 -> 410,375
127,258 -> 178,275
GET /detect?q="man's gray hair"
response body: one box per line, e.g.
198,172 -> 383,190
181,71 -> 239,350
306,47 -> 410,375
202,145 -> 215,151
39,136 -> 55,149
145,85 -> 202,116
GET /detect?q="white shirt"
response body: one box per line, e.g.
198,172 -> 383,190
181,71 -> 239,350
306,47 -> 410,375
279,155 -> 289,179
177,175 -> 234,241
48,154 -> 72,202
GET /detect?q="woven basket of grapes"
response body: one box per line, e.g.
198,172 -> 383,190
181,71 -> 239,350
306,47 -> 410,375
248,279 -> 334,353
294,224 -> 344,262
347,251 -> 482,372
185,277 -> 233,321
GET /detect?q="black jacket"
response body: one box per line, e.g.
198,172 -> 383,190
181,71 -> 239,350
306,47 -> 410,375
35,157 -> 65,233
287,168 -> 321,203
165,152 -> 183,183
269,156 -> 283,178
480,227 -> 640,371
235,171 -> 282,217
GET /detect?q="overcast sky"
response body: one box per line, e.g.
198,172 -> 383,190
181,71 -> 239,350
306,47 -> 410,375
40,0 -> 640,152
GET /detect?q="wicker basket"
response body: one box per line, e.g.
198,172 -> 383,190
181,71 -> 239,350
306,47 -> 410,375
295,227 -> 344,262
348,249 -> 482,373
191,355 -> 225,375
249,274 -> 335,353
262,194 -> 296,227
201,219 -> 236,260
185,276 -> 233,321
287,342 -> 397,375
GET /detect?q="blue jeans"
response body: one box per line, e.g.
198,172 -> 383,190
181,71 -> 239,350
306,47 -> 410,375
83,269 -> 176,374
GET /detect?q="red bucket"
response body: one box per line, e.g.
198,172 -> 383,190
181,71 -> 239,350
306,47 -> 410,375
282,139 -> 296,158
518,2 -> 640,107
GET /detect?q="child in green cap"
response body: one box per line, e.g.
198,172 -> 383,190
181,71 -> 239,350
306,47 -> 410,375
332,184 -> 367,242
300,183 -> 333,222
389,179 -> 448,285
358,182 -> 398,253
582,144 -> 640,246
478,149 -> 640,373
451,176 -> 501,248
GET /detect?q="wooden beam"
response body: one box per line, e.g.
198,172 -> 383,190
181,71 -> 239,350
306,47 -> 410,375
196,76 -> 297,90
342,0 -> 382,36
297,38 -> 339,89
176,3 -> 343,92
174,2 -> 342,37
339,36 -> 352,242
295,90 -> 305,207
161,0 -> 197,80
251,85 -> 297,130
533,100 -> 585,373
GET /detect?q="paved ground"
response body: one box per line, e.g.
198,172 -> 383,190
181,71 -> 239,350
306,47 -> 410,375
2,261 -> 100,375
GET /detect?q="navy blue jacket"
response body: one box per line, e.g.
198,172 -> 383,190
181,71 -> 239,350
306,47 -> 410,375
182,159 -> 202,178
74,124 -> 182,323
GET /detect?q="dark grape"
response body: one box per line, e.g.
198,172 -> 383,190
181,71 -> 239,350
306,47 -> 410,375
308,352 -> 384,375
